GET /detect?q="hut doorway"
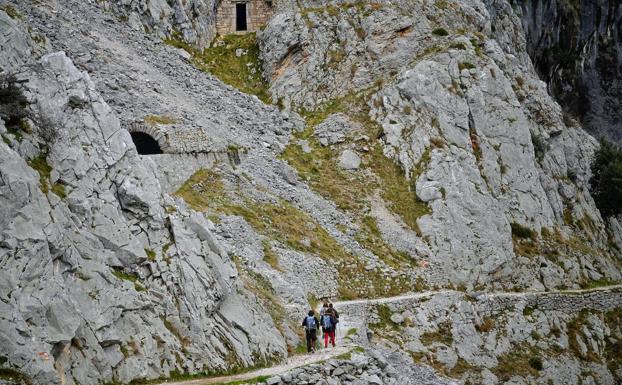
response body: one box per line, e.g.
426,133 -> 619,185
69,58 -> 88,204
236,3 -> 247,31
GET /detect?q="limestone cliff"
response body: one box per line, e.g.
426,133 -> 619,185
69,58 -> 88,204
258,0 -> 622,290
510,0 -> 622,144
0,9 -> 287,385
0,0 -> 621,384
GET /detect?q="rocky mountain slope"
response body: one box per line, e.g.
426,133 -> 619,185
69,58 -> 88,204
0,0 -> 621,384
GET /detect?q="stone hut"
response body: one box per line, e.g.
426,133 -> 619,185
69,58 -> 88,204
215,0 -> 274,35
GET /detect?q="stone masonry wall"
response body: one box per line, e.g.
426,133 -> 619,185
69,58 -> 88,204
216,0 -> 274,35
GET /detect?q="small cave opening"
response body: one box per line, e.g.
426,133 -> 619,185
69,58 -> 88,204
130,132 -> 163,155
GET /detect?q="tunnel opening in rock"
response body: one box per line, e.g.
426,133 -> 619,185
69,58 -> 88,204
131,132 -> 163,155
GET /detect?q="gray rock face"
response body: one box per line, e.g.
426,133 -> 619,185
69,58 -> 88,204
104,0 -> 217,48
338,149 -> 361,170
1,0 -> 621,384
0,14 -> 286,385
264,348 -> 456,385
259,0 -> 622,290
338,288 -> 622,385
315,113 -> 361,146
510,0 -> 622,144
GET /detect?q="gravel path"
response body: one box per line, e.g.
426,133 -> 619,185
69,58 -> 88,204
158,284 -> 622,385
160,345 -> 351,385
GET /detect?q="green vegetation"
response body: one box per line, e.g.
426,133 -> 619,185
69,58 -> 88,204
590,140 -> 622,217
492,344 -> 543,381
262,240 -> 283,272
145,248 -> 156,262
281,89 -> 430,237
370,305 -> 398,330
346,328 -> 358,337
176,169 -> 410,299
580,278 -> 621,290
0,4 -> 22,19
27,152 -> 66,198
474,316 -> 494,333
161,316 -> 191,349
214,376 -> 270,385
232,256 -> 292,352
0,367 -> 30,384
143,114 -> 176,126
111,268 -> 146,292
604,308 -> 622,373
432,28 -> 449,36
420,322 -> 453,346
510,222 -> 536,240
28,152 -> 52,194
300,1 -> 382,19
165,33 -> 270,103
458,62 -> 476,71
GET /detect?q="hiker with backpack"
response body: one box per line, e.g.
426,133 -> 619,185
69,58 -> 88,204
321,307 -> 337,348
301,310 -> 319,353
320,300 -> 329,317
329,303 -> 339,324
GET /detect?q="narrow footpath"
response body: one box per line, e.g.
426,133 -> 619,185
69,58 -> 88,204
157,284 -> 622,385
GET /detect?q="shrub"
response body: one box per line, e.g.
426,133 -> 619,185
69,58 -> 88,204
511,222 -> 536,240
432,28 -> 449,36
458,62 -> 476,71
590,140 -> 622,217
528,357 -> 543,371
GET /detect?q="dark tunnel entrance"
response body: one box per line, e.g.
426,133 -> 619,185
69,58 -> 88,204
130,132 -> 163,155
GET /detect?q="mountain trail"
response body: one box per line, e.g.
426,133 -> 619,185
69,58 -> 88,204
158,284 -> 621,385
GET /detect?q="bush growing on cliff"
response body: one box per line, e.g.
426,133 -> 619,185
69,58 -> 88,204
590,140 -> 622,217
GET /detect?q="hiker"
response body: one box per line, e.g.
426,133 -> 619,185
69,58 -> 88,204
319,300 -> 329,316
302,310 -> 319,353
321,307 -> 337,348
329,303 -> 339,324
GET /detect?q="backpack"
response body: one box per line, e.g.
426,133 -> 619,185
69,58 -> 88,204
322,314 -> 334,330
305,316 -> 316,331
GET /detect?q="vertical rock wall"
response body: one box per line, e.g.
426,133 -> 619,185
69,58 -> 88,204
510,0 -> 622,143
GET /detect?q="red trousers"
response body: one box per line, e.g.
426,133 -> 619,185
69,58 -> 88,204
324,329 -> 335,347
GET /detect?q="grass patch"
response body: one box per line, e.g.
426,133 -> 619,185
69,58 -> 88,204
432,28 -> 449,36
0,367 -> 31,385
177,169 -> 412,299
0,4 -> 22,19
511,222 -> 537,240
262,240 -> 283,272
111,268 -> 146,292
214,376 -> 270,385
27,151 -> 67,198
282,89 -> 431,236
161,316 -> 191,348
28,152 -> 52,194
143,114 -> 176,125
492,344 -> 543,381
458,61 -> 476,71
145,248 -> 156,262
580,278 -> 620,290
474,316 -> 494,333
166,33 -> 270,103
420,322 -> 453,346
232,257 -> 291,349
